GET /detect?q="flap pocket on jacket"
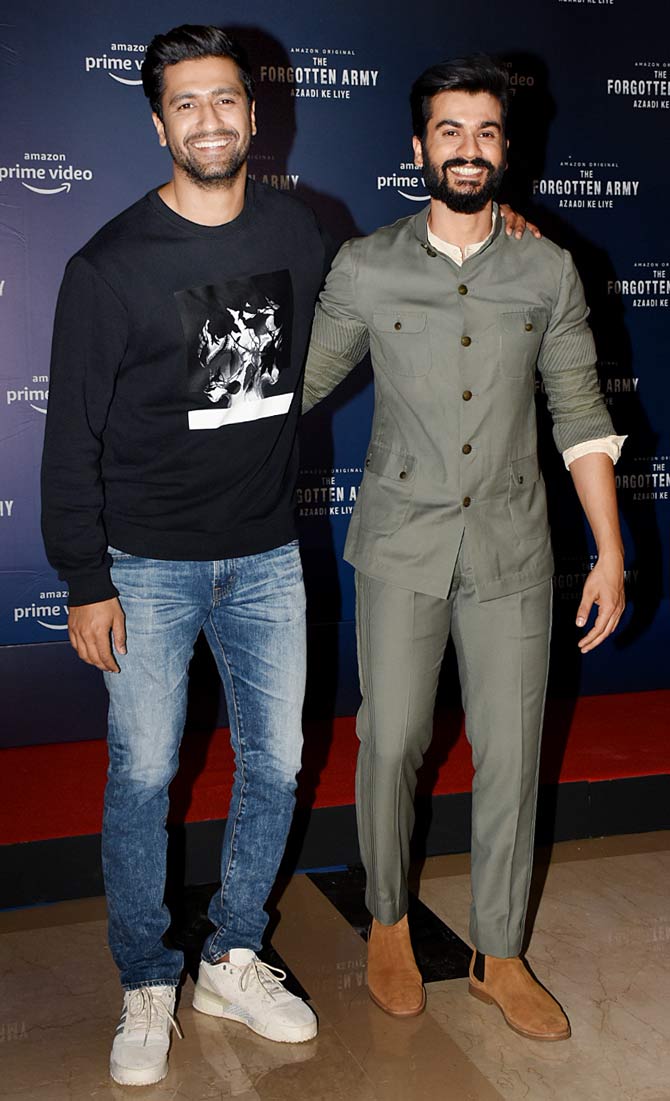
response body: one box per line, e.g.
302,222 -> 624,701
358,444 -> 416,535
508,454 -> 547,542
499,307 -> 549,378
510,454 -> 540,488
370,310 -> 431,376
499,307 -> 548,335
365,443 -> 416,482
372,310 -> 427,334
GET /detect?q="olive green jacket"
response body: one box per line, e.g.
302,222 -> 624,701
303,206 -> 614,601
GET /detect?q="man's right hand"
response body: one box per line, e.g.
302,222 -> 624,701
68,597 -> 126,673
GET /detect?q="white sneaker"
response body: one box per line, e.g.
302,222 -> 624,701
193,949 -> 318,1043
110,984 -> 183,1086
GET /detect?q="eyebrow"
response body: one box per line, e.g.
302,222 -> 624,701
168,85 -> 242,106
434,117 -> 502,131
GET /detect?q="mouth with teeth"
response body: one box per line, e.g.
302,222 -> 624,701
166,119 -> 252,186
421,148 -> 505,212
443,158 -> 492,187
188,131 -> 237,154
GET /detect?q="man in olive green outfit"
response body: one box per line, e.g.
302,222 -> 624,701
303,55 -> 625,1039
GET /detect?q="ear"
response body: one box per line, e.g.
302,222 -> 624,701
152,112 -> 167,148
250,100 -> 257,137
412,135 -> 423,168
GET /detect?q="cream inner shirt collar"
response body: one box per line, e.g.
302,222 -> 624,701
426,207 -> 496,266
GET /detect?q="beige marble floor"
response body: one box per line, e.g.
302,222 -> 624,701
1,832 -> 669,1100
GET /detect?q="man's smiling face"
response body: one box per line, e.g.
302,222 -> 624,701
413,89 -> 507,213
153,55 -> 256,188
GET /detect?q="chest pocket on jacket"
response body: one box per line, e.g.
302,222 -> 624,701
371,310 -> 431,377
498,307 -> 549,379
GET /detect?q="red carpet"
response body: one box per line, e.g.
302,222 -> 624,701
2,691 -> 668,846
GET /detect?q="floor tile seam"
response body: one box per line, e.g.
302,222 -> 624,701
418,834 -> 670,883
270,877 -> 387,1096
0,916 -> 107,937
0,897 -> 108,935
322,1016 -> 506,1101
423,999 -> 509,1101
558,833 -> 669,857
271,874 -> 368,982
540,847 -> 670,869
273,876 -> 506,1101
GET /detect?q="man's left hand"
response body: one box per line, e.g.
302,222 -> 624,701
499,204 -> 541,239
575,552 -> 625,653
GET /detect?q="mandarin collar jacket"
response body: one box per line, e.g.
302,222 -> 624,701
304,205 -> 614,601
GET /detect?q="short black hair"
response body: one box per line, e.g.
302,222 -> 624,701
410,54 -> 508,139
142,24 -> 254,119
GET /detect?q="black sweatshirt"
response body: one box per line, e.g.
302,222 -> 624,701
41,181 -> 327,605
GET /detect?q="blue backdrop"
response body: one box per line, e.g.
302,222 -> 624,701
1,0 -> 668,746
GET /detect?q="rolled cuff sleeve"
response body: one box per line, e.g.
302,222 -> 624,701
538,249 -> 616,452
562,434 -> 628,470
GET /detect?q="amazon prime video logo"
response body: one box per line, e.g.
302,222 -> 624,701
1,574 -> 69,643
84,42 -> 146,87
14,593 -> 69,631
377,161 -> 428,203
6,376 -> 49,415
0,154 -> 93,196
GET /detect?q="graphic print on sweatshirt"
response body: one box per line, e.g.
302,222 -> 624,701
175,270 -> 293,431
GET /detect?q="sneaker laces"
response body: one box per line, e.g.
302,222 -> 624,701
238,958 -> 288,1001
125,987 -> 184,1044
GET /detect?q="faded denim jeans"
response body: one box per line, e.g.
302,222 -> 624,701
102,541 -> 305,989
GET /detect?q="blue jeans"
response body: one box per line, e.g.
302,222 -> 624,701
102,541 -> 306,989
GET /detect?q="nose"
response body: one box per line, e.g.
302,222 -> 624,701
457,129 -> 480,159
198,99 -> 221,130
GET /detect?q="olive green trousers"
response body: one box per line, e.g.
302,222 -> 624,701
354,536 -> 552,957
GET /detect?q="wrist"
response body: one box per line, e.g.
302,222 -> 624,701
595,543 -> 624,564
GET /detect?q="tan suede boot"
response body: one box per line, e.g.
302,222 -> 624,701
468,951 -> 570,1041
367,915 -> 426,1017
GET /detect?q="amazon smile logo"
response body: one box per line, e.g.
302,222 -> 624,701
0,157 -> 94,195
107,72 -> 143,86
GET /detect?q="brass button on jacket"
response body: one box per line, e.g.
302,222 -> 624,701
462,443 -> 472,454
462,389 -> 472,401
399,470 -> 407,480
458,284 -> 468,295
463,496 -> 472,507
525,322 -> 534,331
461,335 -> 472,347
394,321 -> 402,330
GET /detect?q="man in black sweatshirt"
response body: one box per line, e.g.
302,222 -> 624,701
41,25 -> 326,1085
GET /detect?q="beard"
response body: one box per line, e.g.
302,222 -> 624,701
167,127 -> 251,189
422,153 -> 506,213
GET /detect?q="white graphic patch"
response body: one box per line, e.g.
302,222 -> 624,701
175,270 -> 294,432
188,393 -> 293,430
